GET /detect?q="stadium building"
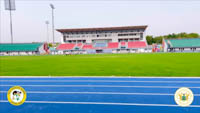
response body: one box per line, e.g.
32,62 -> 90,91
56,25 -> 150,54
0,43 -> 48,56
162,38 -> 200,52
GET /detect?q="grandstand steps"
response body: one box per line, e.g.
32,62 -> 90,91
120,41 -> 127,49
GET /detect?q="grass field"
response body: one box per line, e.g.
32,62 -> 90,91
0,53 -> 200,77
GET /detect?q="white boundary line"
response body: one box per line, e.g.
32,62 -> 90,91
0,91 -> 200,96
0,91 -> 173,96
1,80 -> 200,83
1,85 -> 200,88
0,100 -> 200,107
1,76 -> 200,78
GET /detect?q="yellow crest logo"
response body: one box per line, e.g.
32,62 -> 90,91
7,86 -> 27,106
174,87 -> 194,107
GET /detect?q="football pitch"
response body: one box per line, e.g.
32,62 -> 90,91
0,53 -> 200,76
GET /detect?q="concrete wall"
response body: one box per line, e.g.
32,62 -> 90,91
163,40 -> 168,52
38,44 -> 46,54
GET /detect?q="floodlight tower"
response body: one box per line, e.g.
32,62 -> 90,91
4,0 -> 16,44
45,21 -> 49,43
50,4 -> 55,44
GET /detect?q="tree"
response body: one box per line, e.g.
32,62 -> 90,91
146,32 -> 200,45
154,36 -> 163,43
187,33 -> 199,38
146,35 -> 153,45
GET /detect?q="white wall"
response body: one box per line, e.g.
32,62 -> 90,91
38,44 -> 46,54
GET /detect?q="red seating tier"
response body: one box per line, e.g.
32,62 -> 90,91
82,44 -> 93,49
57,41 -> 147,50
128,41 -> 147,48
57,43 -> 76,50
76,43 -> 82,47
107,42 -> 119,49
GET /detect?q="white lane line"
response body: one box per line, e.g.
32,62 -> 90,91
1,76 -> 200,78
0,91 -> 200,96
1,80 -> 200,83
0,91 -> 173,95
1,85 -> 200,88
0,100 -> 200,107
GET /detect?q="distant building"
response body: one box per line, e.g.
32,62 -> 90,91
0,43 -> 48,56
56,25 -> 151,54
162,38 -> 200,52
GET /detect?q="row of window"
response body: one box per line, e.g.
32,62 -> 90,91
118,38 -> 140,42
64,29 -> 144,35
64,38 -> 144,43
65,33 -> 142,38
64,39 -> 86,43
65,34 -> 112,38
118,33 -> 137,36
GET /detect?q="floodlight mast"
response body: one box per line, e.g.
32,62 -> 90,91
8,0 -> 13,43
50,4 -> 55,44
4,0 -> 15,43
50,4 -> 54,9
45,21 -> 49,43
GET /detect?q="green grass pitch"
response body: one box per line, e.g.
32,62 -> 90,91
0,53 -> 200,77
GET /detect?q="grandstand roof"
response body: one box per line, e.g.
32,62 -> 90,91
166,38 -> 200,48
0,43 -> 42,52
57,25 -> 148,33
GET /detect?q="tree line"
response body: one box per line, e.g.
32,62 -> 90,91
146,32 -> 200,45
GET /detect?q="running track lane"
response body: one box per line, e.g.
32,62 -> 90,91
0,77 -> 200,113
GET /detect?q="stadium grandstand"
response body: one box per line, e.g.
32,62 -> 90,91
0,43 -> 48,56
55,25 -> 151,54
162,38 -> 200,52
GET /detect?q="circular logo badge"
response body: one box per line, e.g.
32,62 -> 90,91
174,87 -> 194,107
7,86 -> 27,106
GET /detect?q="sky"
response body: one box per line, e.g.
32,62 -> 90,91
0,0 -> 200,43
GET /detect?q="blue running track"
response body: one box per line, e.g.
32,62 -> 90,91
0,77 -> 200,113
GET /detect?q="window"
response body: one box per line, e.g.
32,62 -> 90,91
64,38 -> 67,42
118,33 -> 137,36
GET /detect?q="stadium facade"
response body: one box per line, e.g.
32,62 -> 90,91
56,25 -> 151,54
57,25 -> 147,43
162,38 -> 200,52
